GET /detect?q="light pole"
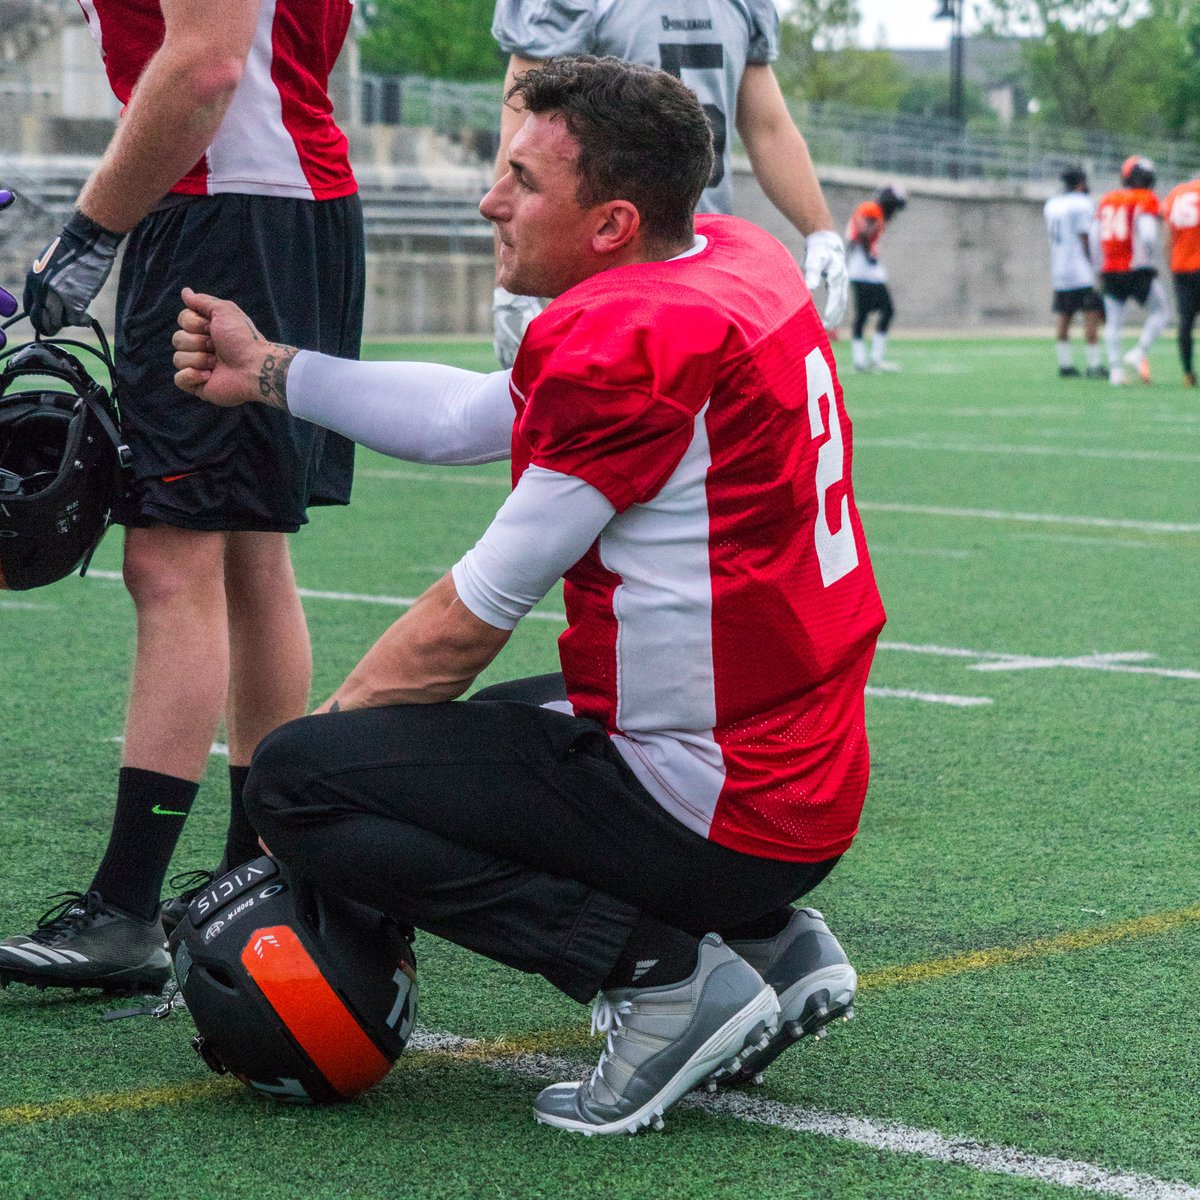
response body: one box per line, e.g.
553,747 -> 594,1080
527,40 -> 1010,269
934,0 -> 965,128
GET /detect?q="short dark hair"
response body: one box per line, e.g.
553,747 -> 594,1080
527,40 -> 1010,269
506,55 -> 714,246
1061,166 -> 1087,191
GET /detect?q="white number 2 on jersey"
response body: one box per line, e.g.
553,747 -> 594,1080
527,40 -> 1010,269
805,347 -> 859,587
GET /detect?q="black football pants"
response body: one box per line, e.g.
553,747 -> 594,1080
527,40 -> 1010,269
243,676 -> 836,1002
1174,271 -> 1200,375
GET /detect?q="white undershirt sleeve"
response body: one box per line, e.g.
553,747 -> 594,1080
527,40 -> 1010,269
1134,211 -> 1160,265
286,351 -> 514,465
451,465 -> 616,630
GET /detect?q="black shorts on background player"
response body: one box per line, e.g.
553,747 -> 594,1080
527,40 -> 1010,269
1100,267 -> 1156,306
1052,286 -> 1104,317
115,192 -> 365,532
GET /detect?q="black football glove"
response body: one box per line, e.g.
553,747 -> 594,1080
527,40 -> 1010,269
24,209 -> 124,337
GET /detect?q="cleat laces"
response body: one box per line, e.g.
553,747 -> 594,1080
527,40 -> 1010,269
588,995 -> 633,1089
166,869 -> 214,895
31,891 -> 103,942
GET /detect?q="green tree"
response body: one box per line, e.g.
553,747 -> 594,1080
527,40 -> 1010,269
776,0 -> 907,108
977,0 -> 1197,136
898,73 -> 997,124
359,0 -> 506,80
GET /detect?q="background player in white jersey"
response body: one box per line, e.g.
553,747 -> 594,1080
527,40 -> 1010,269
1043,167 -> 1106,379
173,56 -> 882,1135
846,185 -> 906,371
0,0 -> 364,995
488,0 -> 848,366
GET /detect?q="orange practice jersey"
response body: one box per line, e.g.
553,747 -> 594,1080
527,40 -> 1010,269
1164,180 -> 1200,273
1096,188 -> 1161,272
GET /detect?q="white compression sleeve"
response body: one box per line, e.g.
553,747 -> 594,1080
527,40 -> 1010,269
286,352 -> 514,465
451,466 -> 616,630
1134,212 -> 1159,267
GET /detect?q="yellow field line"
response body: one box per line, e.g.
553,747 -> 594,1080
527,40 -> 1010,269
858,902 -> 1200,991
3,901 -> 1198,1126
0,1080 -> 233,1125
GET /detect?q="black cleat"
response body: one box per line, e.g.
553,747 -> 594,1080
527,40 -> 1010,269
0,891 -> 169,994
712,907 -> 857,1088
1085,366 -> 1108,380
1059,366 -> 1081,378
159,869 -> 216,938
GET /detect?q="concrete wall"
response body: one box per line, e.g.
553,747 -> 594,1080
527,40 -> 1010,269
2,153 -> 1075,338
734,164 -> 1058,333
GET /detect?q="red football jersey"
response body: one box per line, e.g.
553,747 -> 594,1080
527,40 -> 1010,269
78,0 -> 356,200
509,215 -> 886,862
1097,187 -> 1161,272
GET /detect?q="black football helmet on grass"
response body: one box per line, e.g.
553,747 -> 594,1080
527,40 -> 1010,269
171,856 -> 418,1105
0,332 -> 128,590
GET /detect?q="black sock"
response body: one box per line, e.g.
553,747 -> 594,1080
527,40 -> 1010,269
221,765 -> 259,869
720,908 -> 793,943
90,767 -> 199,920
603,915 -> 700,992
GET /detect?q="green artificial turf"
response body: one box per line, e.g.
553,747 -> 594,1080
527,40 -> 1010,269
1,334 -> 1196,1199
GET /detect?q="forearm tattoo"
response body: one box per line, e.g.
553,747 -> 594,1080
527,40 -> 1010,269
257,344 -> 298,411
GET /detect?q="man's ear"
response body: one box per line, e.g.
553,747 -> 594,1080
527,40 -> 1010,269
592,200 -> 641,257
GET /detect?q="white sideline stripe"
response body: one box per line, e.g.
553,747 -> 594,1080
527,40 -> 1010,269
857,436 -> 1200,464
858,503 -> 1200,535
359,467 -> 507,487
879,643 -> 1200,682
403,1030 -> 1200,1200
1015,533 -> 1160,550
866,686 -> 992,707
0,600 -> 49,610
86,571 -> 1200,682
354,475 -> 1199,537
107,736 -> 228,758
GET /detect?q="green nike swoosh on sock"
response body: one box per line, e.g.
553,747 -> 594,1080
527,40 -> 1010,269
151,804 -> 188,817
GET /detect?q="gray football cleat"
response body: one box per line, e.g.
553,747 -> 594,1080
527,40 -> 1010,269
533,934 -> 779,1135
0,891 -> 169,993
713,906 -> 857,1088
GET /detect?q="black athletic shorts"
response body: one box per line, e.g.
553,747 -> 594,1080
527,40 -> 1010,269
851,280 -> 892,315
1052,286 -> 1104,316
1173,270 -> 1200,314
113,192 -> 365,532
1100,268 -> 1156,306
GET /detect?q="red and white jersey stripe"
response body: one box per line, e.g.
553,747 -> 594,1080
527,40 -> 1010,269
510,215 -> 886,863
76,0 -> 356,200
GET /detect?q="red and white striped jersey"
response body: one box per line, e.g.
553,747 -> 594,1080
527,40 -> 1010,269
76,0 -> 357,200
510,215 -> 886,863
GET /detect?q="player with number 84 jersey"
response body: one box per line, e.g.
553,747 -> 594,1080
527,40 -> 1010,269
510,214 -> 885,862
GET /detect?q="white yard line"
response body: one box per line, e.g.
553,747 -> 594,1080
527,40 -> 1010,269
866,687 -> 992,707
858,503 -> 1200,535
879,642 -> 1200,681
405,1029 -> 1200,1200
85,571 -> 1200,683
1014,533 -> 1161,550
856,437 -> 1200,464
353,473 -> 1197,537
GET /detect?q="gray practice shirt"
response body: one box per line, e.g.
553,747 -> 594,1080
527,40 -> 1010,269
492,0 -> 780,215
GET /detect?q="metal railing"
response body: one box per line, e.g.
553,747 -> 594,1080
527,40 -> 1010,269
5,60 -> 1200,189
790,101 -> 1200,186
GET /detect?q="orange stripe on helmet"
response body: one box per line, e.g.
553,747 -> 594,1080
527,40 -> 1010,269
239,925 -> 392,1099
